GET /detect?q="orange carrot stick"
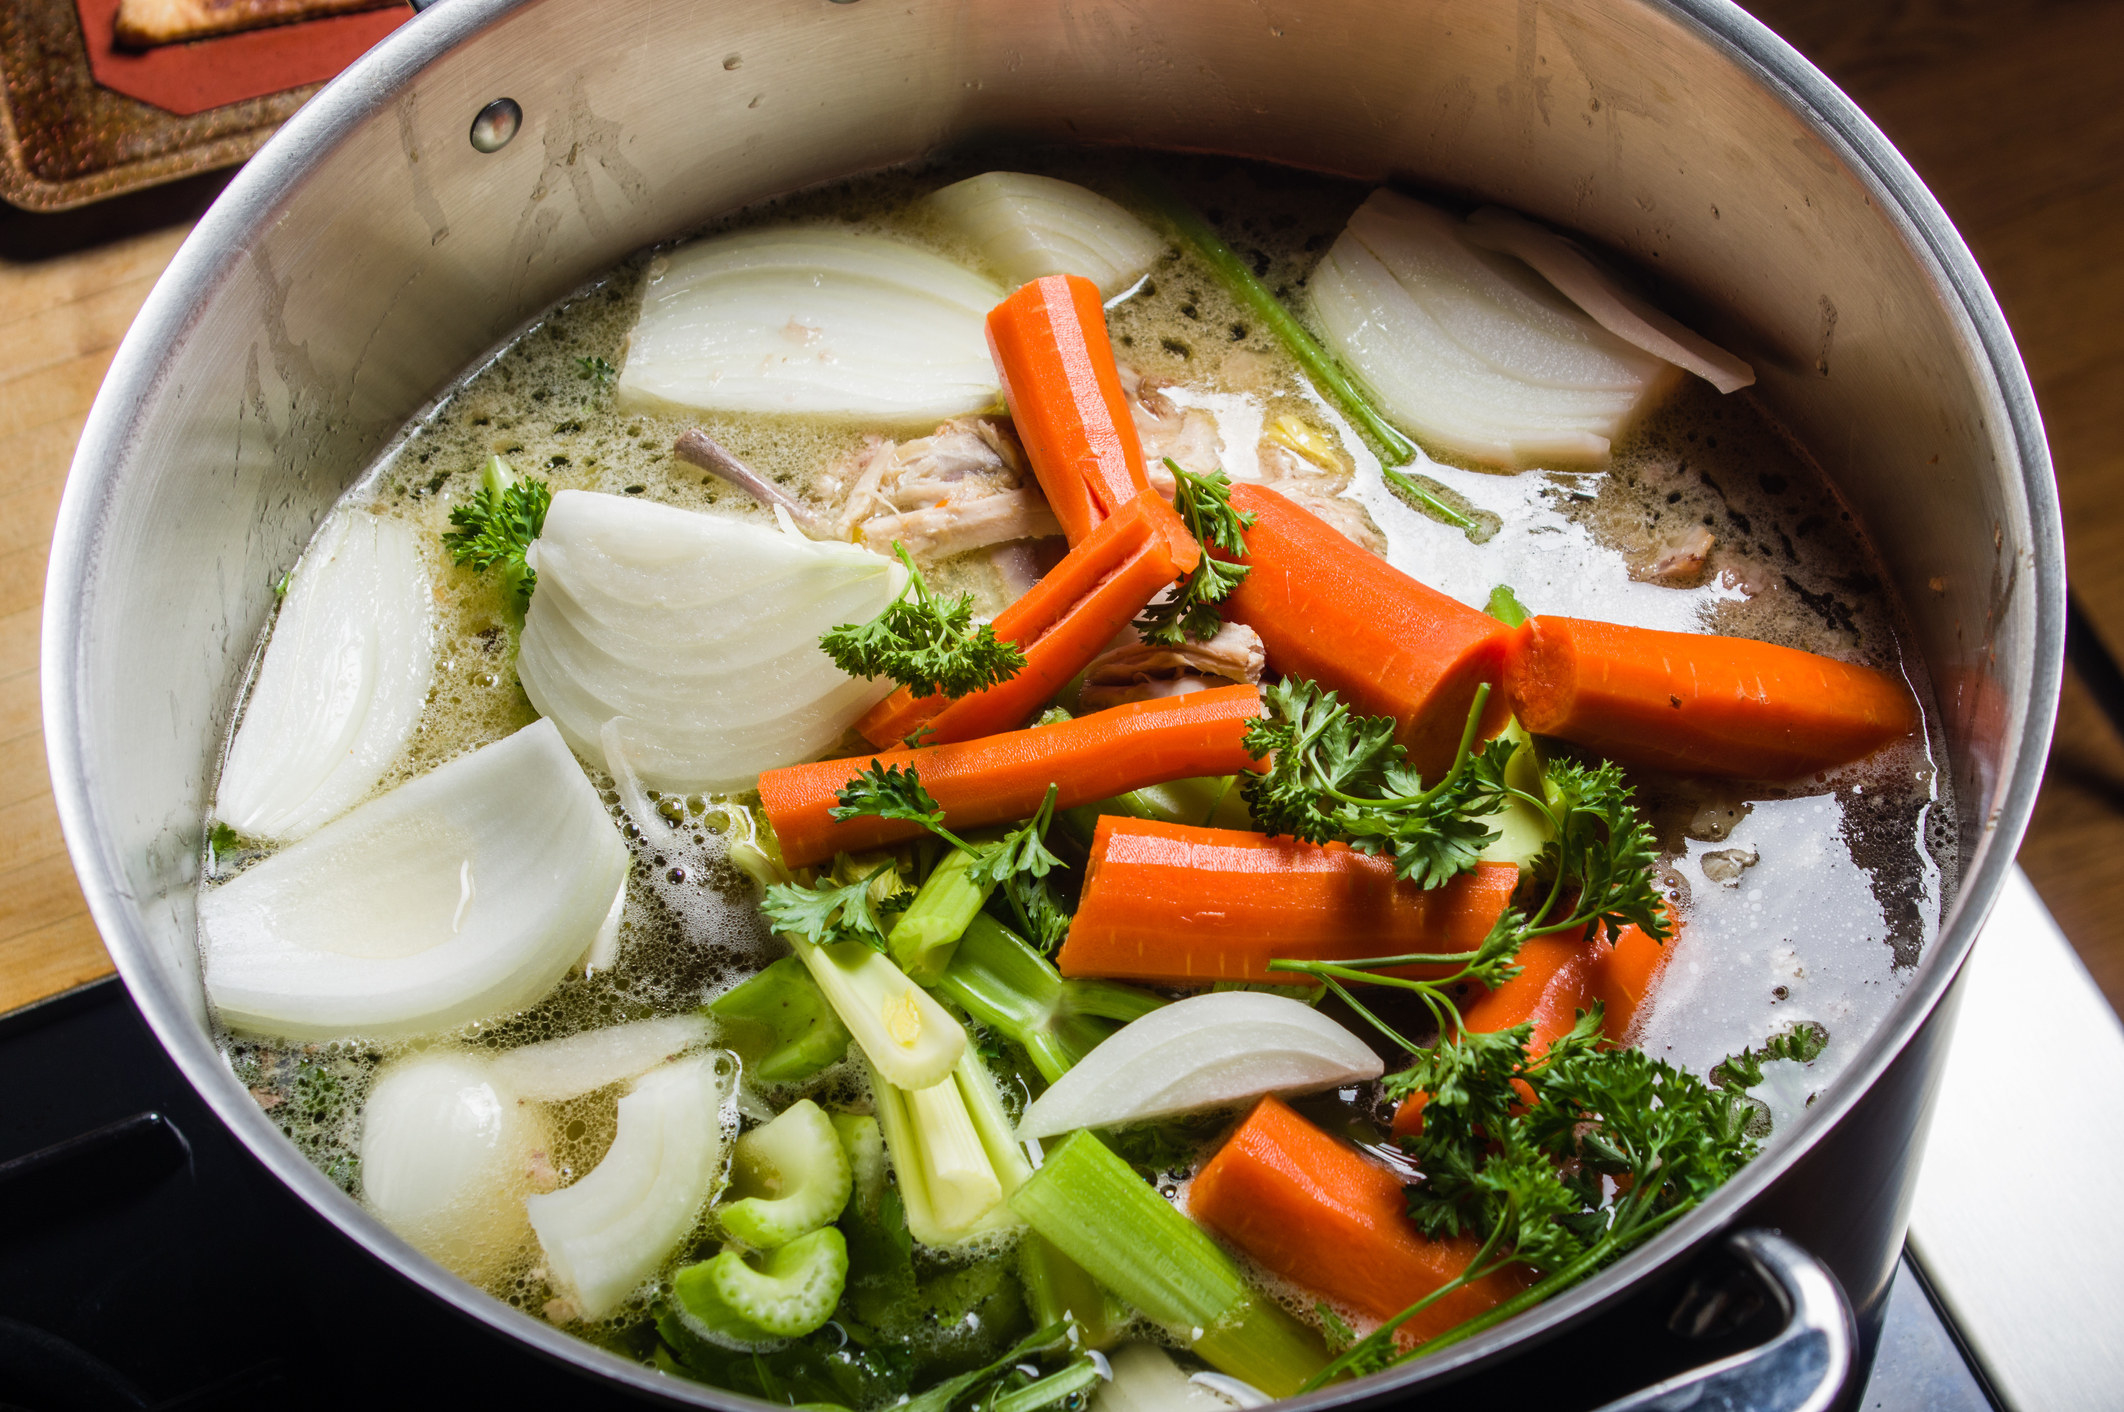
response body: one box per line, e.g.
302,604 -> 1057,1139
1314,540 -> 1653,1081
986,275 -> 1152,545
1390,919 -> 1672,1139
759,685 -> 1265,869
1058,817 -> 1517,987
1221,484 -> 1512,780
1190,1096 -> 1532,1342
1503,615 -> 1919,779
857,492 -> 1201,748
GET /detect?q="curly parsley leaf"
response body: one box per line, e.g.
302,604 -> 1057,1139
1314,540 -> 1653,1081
971,784 -> 1063,890
761,856 -> 907,951
822,543 -> 1026,698
1241,677 -> 1509,887
443,456 -> 551,610
575,354 -> 617,388
830,760 -> 949,834
1310,1011 -> 1767,1388
1528,757 -> 1669,943
1136,461 -> 1256,646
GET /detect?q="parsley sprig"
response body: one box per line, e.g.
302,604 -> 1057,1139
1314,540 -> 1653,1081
1242,678 -> 1513,888
821,543 -> 1026,698
759,857 -> 909,951
1136,460 -> 1256,645
1300,1005 -> 1783,1387
831,763 -> 1071,951
443,455 -> 551,610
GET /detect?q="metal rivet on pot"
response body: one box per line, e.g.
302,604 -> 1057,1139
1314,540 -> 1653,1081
469,98 -> 522,153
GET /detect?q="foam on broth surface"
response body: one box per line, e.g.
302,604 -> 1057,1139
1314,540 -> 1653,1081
206,151 -> 1954,1370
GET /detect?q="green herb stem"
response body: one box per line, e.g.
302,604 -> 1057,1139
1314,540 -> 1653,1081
1137,172 -> 1417,466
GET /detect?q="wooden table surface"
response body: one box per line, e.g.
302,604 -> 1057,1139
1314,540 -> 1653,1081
2,0 -> 2120,1017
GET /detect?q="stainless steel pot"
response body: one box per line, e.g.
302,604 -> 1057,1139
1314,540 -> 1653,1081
41,0 -> 2062,1407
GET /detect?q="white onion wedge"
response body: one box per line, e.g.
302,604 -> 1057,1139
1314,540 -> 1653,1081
201,718 -> 630,1041
525,1054 -> 729,1320
1310,190 -> 1673,466
361,1051 -> 548,1284
1093,1345 -> 1245,1412
489,1014 -> 714,1102
928,172 -> 1163,298
618,228 -> 1005,422
1463,206 -> 1755,394
214,511 -> 435,843
516,490 -> 905,792
1014,993 -> 1381,1139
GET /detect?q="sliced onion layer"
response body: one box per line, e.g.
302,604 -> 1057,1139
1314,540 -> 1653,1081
215,510 -> 435,843
618,227 -> 1005,423
489,1014 -> 714,1102
1463,206 -> 1754,393
517,490 -> 905,792
928,172 -> 1163,298
1310,190 -> 1672,467
1015,992 -> 1382,1140
360,1051 -> 548,1283
201,718 -> 630,1041
525,1053 -> 729,1320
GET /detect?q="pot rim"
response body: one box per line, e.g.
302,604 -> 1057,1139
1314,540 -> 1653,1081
40,0 -> 2064,1404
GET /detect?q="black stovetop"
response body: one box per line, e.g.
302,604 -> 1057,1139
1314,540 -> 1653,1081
0,981 -> 1996,1412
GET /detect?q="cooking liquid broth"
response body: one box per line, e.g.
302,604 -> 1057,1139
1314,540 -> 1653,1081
207,152 -> 1953,1368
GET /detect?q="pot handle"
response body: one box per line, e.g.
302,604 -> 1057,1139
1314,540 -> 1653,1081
1590,1229 -> 1857,1412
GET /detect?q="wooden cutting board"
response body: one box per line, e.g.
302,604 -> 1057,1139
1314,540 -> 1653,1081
0,220 -> 186,1012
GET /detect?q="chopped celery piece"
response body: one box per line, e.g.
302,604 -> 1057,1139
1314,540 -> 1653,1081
791,934 -> 966,1089
1008,1131 -> 1328,1396
708,956 -> 851,1083
1020,1232 -> 1127,1349
719,1099 -> 854,1249
833,1111 -> 887,1212
670,1260 -> 786,1351
869,1050 -> 1028,1247
700,1226 -> 849,1338
1478,719 -> 1552,869
889,846 -> 995,983
1060,775 -> 1250,841
937,916 -> 1165,1084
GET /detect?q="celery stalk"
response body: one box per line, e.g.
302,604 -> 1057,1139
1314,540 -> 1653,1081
1019,1233 -> 1127,1349
1478,719 -> 1553,868
1008,1132 -> 1328,1396
936,916 -> 1165,1083
707,956 -> 850,1083
868,1053 -> 1026,1248
790,934 -> 965,1089
888,846 -> 995,983
907,1079 -> 1004,1231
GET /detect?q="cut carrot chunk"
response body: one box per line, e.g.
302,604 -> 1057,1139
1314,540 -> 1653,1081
857,492 -> 1201,748
1190,1096 -> 1532,1342
759,685 -> 1265,869
1390,919 -> 1672,1139
986,274 -> 1152,545
1059,817 -> 1517,987
1222,484 -> 1511,779
1504,615 -> 1919,779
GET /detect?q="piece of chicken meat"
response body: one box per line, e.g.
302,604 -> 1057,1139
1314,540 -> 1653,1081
1078,620 -> 1267,712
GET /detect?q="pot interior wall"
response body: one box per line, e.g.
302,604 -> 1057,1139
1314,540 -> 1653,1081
48,0 -> 2046,1395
